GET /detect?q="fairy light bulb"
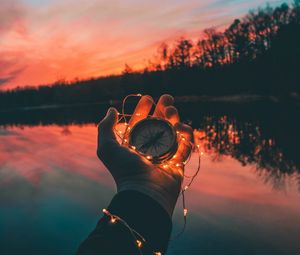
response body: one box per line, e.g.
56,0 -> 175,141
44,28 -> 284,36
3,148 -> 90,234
111,95 -> 202,241
154,252 -> 162,255
184,208 -> 188,216
136,240 -> 143,248
110,217 -> 117,224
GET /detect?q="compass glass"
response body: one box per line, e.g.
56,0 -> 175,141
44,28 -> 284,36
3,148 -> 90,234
128,118 -> 177,163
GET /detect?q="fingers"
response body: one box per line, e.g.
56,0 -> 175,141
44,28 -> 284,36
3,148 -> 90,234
173,123 -> 193,163
97,107 -> 119,155
175,123 -> 193,142
153,94 -> 174,118
165,106 -> 180,125
98,107 -> 118,139
128,95 -> 153,128
153,95 -> 180,130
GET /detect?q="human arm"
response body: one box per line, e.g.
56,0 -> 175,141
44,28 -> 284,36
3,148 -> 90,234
77,95 -> 193,255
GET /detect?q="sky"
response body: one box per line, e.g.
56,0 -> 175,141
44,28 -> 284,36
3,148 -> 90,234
0,0 -> 290,90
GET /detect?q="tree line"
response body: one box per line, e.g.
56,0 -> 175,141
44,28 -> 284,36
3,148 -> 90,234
0,1 -> 299,110
145,1 -> 299,70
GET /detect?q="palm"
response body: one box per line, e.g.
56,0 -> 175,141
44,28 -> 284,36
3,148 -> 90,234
99,140 -> 182,185
97,94 -> 193,215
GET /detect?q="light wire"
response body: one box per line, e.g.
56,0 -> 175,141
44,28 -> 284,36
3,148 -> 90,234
108,94 -> 202,252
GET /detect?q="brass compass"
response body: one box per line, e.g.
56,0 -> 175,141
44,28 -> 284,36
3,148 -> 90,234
128,118 -> 178,164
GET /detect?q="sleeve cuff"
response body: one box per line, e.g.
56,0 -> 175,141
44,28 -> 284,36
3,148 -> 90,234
107,190 -> 172,254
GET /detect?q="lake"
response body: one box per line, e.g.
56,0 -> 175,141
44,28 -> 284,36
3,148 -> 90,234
0,100 -> 300,255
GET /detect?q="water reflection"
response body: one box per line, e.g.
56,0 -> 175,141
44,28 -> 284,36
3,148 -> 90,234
1,114 -> 299,191
193,116 -> 300,192
1,106 -> 300,255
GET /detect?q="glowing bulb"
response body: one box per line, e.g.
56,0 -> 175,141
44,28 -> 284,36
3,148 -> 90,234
184,186 -> 189,191
110,217 -> 117,224
181,137 -> 186,141
196,144 -> 200,148
124,139 -> 128,143
118,131 -> 122,134
102,209 -> 108,214
146,155 -> 152,160
163,164 -> 168,169
137,93 -> 142,97
176,163 -> 181,167
136,113 -> 141,116
184,208 -> 188,216
172,155 -> 177,159
200,151 -> 204,156
131,146 -> 136,150
136,240 -> 143,248
154,252 -> 162,255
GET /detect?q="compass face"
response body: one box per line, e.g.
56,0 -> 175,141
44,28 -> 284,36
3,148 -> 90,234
128,118 -> 178,163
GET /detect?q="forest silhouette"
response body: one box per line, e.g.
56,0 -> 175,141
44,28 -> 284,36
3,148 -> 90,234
0,2 -> 300,191
0,1 -> 299,110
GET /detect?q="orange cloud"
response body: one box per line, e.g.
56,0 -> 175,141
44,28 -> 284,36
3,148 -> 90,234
0,0 -> 289,90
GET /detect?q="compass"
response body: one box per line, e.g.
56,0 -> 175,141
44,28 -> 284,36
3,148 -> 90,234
128,118 -> 178,164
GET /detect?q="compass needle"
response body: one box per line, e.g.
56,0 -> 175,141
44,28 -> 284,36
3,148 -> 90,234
128,118 -> 178,163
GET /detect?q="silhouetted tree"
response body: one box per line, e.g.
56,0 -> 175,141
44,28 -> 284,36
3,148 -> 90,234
0,2 -> 300,110
169,38 -> 193,69
122,64 -> 133,75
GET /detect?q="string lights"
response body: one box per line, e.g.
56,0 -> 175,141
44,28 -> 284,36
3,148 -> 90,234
102,208 -> 149,254
104,94 -> 202,253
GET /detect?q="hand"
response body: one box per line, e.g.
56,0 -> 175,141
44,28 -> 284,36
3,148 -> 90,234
97,94 -> 193,216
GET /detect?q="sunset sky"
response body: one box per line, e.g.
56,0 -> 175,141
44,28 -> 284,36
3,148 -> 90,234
0,0 -> 290,90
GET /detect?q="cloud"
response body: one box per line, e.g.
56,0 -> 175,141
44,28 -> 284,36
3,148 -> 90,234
0,129 -> 19,136
0,0 -> 26,35
0,0 -> 291,90
0,57 -> 26,87
0,1 -> 27,86
1,69 -> 26,86
0,77 -> 11,85
0,125 -> 111,185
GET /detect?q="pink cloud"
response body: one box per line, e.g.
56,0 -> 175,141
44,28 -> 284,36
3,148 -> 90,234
0,0 -> 26,34
0,125 -> 110,185
0,0 -> 288,90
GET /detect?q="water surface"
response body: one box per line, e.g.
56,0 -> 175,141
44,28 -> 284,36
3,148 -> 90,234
1,102 -> 300,255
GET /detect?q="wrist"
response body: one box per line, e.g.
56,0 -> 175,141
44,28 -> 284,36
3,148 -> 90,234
117,180 -> 180,217
107,190 -> 172,254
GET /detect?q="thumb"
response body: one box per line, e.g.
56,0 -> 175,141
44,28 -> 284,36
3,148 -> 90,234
98,107 -> 119,143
